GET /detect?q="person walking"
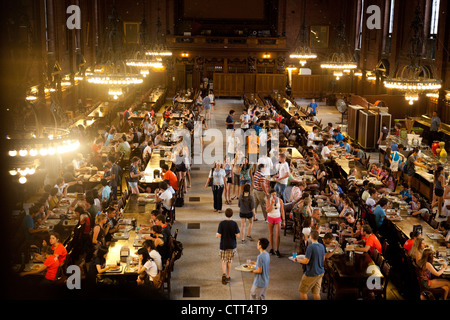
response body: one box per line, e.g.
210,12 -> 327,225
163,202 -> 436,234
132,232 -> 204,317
216,208 -> 240,285
238,183 -> 255,243
206,161 -> 227,213
266,189 -> 285,257
250,238 -> 270,300
294,229 -> 326,300
308,99 -> 318,116
253,163 -> 269,222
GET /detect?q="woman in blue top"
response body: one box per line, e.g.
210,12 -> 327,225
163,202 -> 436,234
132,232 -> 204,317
239,157 -> 252,194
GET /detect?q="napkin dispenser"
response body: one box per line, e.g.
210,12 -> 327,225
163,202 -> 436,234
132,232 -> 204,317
120,246 -> 130,263
154,169 -> 160,179
160,149 -> 165,156
159,159 -> 165,168
413,225 -> 423,235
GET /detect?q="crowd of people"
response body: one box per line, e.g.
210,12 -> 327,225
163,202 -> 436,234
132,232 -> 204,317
211,95 -> 450,300
15,87 -> 211,291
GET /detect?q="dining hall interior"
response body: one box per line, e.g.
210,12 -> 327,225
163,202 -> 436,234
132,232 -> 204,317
1,0 -> 450,303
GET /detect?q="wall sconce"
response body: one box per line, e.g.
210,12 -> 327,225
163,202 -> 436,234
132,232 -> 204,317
263,53 -> 271,59
181,52 -> 189,58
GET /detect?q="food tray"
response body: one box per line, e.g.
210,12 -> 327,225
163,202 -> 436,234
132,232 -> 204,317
427,233 -> 444,240
134,239 -> 145,247
235,264 -> 256,272
105,265 -> 122,273
325,212 -> 339,218
124,265 -> 139,274
113,232 -> 130,240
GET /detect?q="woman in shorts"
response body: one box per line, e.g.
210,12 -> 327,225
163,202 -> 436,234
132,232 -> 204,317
266,189 -> 285,257
238,184 -> 255,243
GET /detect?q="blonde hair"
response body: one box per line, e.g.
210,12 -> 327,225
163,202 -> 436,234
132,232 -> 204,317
95,213 -> 107,225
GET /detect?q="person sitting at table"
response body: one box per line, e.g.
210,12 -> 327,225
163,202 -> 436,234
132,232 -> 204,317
403,230 -> 422,254
409,237 -> 427,263
155,181 -> 173,216
115,134 -> 131,160
320,140 -> 336,161
139,239 -> 163,272
416,248 -> 450,300
91,212 -> 108,254
339,197 -> 356,218
19,245 -> 60,285
100,179 -> 111,206
161,164 -> 179,191
341,138 -> 351,153
323,123 -> 334,134
48,187 -> 60,211
72,153 -> 88,171
332,129 -> 344,145
359,180 -> 370,201
22,206 -> 50,248
307,126 -> 319,148
373,198 -> 389,230
354,225 -> 382,254
365,188 -> 378,211
348,144 -> 366,165
368,163 -> 382,180
138,255 -> 159,287
104,127 -> 116,146
339,211 -> 356,232
410,193 -> 430,218
86,245 -> 115,287
103,207 -> 119,245
33,202 -> 50,227
397,182 -> 413,203
374,167 -> 396,194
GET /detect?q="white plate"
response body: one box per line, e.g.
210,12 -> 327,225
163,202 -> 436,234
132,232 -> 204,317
289,255 -> 305,261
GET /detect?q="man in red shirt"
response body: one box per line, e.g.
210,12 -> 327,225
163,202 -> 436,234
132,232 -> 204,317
355,225 -> 382,254
162,164 -> 178,191
20,246 -> 60,283
403,230 -> 421,253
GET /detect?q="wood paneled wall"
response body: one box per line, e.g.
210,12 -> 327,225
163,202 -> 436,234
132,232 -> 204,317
213,73 -> 286,97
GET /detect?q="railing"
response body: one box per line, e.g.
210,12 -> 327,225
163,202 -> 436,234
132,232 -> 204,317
167,35 -> 287,49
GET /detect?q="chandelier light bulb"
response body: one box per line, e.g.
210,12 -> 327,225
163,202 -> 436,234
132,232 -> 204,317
19,176 -> 27,184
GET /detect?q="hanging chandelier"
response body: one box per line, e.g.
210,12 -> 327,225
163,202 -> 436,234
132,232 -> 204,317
320,19 -> 357,80
383,2 -> 442,105
145,3 -> 172,59
289,2 -> 316,67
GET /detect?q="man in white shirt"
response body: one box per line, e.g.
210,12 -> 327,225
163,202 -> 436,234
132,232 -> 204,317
257,155 -> 274,176
156,181 -> 173,214
142,139 -> 153,164
307,127 -> 319,147
275,153 -> 290,201
240,109 -> 250,132
321,140 -> 334,161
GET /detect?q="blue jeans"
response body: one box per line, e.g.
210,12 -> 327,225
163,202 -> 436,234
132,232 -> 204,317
275,183 -> 287,201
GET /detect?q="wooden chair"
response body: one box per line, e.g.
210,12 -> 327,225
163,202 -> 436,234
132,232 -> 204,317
376,254 -> 385,269
429,219 -> 439,229
422,210 -> 431,224
173,228 -> 179,240
371,248 -> 380,263
370,261 -> 391,300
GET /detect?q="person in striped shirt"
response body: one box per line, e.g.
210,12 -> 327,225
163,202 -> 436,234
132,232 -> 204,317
253,164 -> 269,221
